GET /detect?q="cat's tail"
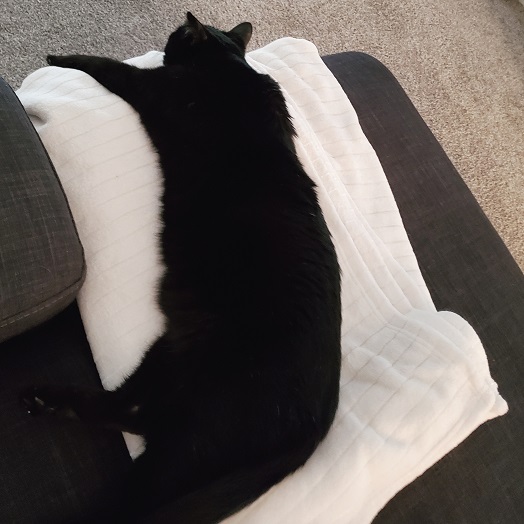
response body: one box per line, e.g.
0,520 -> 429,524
140,438 -> 319,524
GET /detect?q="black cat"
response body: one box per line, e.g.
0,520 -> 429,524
22,12 -> 341,523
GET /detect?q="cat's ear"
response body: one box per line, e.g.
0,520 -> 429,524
229,22 -> 253,49
185,11 -> 208,44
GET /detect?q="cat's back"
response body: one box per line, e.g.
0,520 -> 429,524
140,59 -> 292,162
148,58 -> 338,316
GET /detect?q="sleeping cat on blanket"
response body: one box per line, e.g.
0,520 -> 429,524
21,12 -> 341,524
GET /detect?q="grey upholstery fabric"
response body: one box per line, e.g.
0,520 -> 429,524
323,52 -> 524,523
0,303 -> 132,523
0,77 -> 85,343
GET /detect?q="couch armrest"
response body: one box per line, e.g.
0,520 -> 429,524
323,52 -> 524,523
0,76 -> 85,342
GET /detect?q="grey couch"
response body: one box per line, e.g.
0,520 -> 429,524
1,52 -> 523,523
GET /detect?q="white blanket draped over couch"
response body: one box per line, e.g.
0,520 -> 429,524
17,38 -> 507,523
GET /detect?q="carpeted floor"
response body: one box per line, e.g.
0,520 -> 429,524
1,0 -> 523,270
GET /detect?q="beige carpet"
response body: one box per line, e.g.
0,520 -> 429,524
2,0 -> 523,270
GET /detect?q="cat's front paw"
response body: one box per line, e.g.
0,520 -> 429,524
46,55 -> 71,67
46,54 -> 61,66
46,54 -> 84,69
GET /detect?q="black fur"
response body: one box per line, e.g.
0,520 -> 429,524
21,13 -> 341,523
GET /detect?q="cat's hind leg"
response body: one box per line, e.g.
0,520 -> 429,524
20,384 -> 145,435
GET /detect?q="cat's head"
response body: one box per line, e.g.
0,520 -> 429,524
164,12 -> 252,66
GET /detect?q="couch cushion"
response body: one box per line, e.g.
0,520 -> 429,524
0,302 -> 132,523
0,77 -> 85,343
15,41 -> 507,524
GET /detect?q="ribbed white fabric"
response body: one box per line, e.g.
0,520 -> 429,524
17,38 -> 507,523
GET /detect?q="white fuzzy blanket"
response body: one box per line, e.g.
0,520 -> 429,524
17,38 -> 507,523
